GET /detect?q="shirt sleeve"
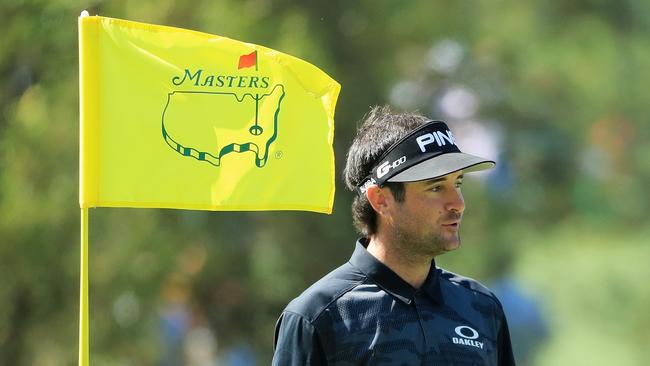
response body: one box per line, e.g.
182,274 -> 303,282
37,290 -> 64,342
497,310 -> 516,366
272,311 -> 327,366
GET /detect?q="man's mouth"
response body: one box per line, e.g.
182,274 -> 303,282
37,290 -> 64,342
441,221 -> 460,229
441,213 -> 462,230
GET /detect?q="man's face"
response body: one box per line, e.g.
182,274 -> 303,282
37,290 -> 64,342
386,171 -> 466,257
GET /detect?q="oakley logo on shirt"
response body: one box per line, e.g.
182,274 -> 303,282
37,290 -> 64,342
452,325 -> 484,349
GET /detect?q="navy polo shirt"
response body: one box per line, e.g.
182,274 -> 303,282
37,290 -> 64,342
272,238 -> 516,365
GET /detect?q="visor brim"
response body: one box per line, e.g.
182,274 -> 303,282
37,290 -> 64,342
386,152 -> 495,183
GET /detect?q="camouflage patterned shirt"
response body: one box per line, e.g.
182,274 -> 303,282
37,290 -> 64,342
272,238 -> 516,366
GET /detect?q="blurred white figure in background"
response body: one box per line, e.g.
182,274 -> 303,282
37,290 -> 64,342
185,326 -> 218,366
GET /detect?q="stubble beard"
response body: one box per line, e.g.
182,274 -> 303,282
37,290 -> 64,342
390,221 -> 461,265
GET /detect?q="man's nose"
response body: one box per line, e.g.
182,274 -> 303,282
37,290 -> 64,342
444,188 -> 465,213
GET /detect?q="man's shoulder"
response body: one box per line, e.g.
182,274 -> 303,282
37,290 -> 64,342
284,261 -> 367,322
437,267 -> 502,308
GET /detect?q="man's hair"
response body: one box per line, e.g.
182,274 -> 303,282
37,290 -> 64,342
343,106 -> 430,236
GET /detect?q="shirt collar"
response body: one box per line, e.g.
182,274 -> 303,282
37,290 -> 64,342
349,238 -> 442,305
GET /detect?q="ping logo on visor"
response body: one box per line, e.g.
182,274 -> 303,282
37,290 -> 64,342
356,121 -> 461,196
416,129 -> 457,152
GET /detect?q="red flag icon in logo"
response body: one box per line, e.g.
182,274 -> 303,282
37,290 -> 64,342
238,51 -> 257,69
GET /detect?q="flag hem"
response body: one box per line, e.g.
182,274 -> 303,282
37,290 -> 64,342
83,200 -> 333,214
79,16 -> 101,208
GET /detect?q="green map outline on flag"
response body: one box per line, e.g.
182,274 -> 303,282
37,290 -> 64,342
161,84 -> 286,168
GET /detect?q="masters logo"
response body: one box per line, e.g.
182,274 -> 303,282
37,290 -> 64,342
161,50 -> 285,168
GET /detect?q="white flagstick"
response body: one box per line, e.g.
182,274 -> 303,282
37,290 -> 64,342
79,10 -> 90,366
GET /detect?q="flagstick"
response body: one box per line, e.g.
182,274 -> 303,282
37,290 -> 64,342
79,207 -> 89,366
78,10 -> 90,363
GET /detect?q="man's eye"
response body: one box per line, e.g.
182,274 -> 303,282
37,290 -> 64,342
455,181 -> 463,188
431,186 -> 441,192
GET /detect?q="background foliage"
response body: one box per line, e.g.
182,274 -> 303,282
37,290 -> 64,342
1,0 -> 649,365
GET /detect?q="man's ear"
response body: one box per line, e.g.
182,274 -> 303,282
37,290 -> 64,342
365,185 -> 393,216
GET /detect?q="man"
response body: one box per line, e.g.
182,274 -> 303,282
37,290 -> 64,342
272,106 -> 516,365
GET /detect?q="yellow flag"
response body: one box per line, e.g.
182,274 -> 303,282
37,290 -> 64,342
79,16 -> 340,213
